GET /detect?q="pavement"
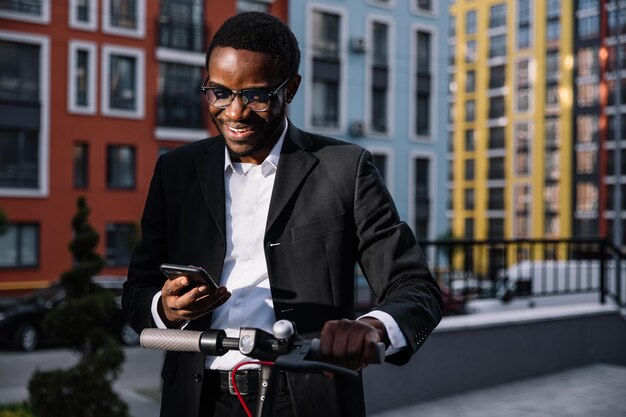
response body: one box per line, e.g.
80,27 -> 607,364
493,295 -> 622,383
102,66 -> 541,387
371,363 -> 626,417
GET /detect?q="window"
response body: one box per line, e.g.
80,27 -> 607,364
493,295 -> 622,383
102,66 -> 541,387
489,35 -> 506,59
578,14 -> 599,39
69,0 -> 97,30
157,62 -> 204,129
106,223 -> 136,266
466,70 -> 475,92
489,127 -> 505,149
0,129 -> 38,189
0,40 -> 39,102
465,188 -> 475,210
576,148 -> 597,175
237,0 -> 270,13
103,0 -> 146,38
546,85 -> 560,112
547,19 -> 560,44
464,217 -> 474,239
488,218 -> 504,238
545,149 -> 560,181
0,223 -> 39,268
465,40 -> 477,63
514,123 -> 531,176
577,47 -> 598,78
489,4 -> 506,29
466,11 -> 477,35
464,159 -> 475,180
371,21 -> 389,133
311,10 -> 341,128
546,51 -> 560,83
488,157 -> 505,180
547,0 -> 560,18
102,45 -> 145,118
0,0 -> 49,23
514,184 -> 531,237
73,142 -> 88,189
545,117 -> 560,148
489,65 -> 506,89
516,60 -> 532,112
465,130 -> 475,151
465,100 -> 475,122
0,33 -> 48,197
158,0 -> 204,52
576,114 -> 597,144
517,25 -> 531,50
415,0 -> 432,13
415,30 -> 431,136
68,41 -> 97,114
489,96 -> 505,119
488,187 -> 505,210
577,82 -> 598,107
413,158 -> 430,240
107,145 -> 135,189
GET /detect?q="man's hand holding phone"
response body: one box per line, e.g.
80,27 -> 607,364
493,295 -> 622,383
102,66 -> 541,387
158,264 -> 231,327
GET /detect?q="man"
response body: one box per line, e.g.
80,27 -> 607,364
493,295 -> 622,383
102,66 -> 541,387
123,11 -> 442,417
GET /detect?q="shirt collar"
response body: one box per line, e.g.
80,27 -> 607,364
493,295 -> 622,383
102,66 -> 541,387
224,118 -> 288,177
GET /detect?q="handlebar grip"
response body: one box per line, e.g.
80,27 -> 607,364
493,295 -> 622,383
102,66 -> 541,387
309,339 -> 385,364
140,328 -> 203,352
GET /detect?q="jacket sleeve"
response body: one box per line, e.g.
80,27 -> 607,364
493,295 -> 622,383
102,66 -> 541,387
122,155 -> 169,333
354,150 -> 443,365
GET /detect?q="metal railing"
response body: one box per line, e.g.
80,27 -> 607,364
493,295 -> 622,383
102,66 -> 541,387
421,237 -> 625,309
354,237 -> 625,315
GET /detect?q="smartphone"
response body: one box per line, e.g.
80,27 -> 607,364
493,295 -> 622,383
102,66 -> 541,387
160,263 -> 219,293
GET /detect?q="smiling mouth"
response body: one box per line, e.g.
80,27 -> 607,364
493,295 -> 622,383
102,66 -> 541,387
228,125 -> 253,134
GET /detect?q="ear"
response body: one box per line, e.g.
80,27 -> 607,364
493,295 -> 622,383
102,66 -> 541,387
285,75 -> 301,103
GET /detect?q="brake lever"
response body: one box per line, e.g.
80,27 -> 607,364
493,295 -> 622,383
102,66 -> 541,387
272,339 -> 359,380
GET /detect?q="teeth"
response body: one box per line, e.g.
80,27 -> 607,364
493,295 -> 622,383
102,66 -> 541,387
229,126 -> 251,133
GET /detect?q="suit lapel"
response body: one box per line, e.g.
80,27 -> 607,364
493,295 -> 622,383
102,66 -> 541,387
195,138 -> 226,240
266,123 -> 317,233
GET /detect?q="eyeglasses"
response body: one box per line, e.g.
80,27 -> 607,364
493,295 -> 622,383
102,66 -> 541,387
200,77 -> 290,112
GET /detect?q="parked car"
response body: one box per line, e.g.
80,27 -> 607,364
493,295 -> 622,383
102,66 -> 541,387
0,277 -> 138,351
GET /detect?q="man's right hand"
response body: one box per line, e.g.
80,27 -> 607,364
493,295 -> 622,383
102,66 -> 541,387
158,276 -> 231,327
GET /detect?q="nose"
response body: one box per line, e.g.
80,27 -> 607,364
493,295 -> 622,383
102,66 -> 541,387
223,93 -> 248,121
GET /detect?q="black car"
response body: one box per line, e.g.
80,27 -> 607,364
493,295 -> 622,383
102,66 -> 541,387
0,277 -> 139,351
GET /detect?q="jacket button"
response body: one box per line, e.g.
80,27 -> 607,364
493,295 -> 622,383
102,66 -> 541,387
193,373 -> 202,383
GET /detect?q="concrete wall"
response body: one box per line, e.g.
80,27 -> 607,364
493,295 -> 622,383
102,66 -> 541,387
363,304 -> 626,414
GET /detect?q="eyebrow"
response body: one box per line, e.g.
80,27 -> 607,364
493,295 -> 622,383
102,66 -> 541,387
207,81 -> 276,91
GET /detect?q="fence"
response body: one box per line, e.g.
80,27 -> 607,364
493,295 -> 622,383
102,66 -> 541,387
355,238 -> 625,313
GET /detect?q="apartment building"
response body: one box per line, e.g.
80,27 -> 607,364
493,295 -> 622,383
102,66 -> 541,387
0,0 -> 286,293
448,0 -> 625,255
288,0 -> 450,243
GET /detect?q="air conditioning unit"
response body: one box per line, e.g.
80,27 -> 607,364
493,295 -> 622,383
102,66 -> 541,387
350,120 -> 366,137
350,35 -> 367,52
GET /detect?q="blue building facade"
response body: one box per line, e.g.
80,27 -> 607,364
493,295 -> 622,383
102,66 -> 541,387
288,0 -> 450,243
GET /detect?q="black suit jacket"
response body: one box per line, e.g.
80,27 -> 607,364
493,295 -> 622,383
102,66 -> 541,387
123,121 -> 443,417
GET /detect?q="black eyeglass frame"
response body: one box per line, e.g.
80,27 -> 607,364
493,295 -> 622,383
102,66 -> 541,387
200,76 -> 291,112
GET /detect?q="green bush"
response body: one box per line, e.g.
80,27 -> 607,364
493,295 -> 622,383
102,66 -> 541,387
0,403 -> 34,417
27,197 -> 128,417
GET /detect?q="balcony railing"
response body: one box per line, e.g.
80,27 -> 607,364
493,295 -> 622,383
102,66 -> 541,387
423,237 -> 625,308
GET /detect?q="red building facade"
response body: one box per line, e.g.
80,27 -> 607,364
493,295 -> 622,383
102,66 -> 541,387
0,0 -> 287,294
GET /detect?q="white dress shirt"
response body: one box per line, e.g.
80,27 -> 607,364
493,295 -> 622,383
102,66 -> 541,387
151,119 -> 406,370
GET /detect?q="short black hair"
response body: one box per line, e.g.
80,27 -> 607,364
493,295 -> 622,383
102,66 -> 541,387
206,12 -> 300,80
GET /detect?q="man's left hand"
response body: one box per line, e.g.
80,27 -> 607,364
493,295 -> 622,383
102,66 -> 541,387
319,317 -> 390,371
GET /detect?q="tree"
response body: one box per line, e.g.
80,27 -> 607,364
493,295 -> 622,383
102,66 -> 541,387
28,197 -> 128,417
